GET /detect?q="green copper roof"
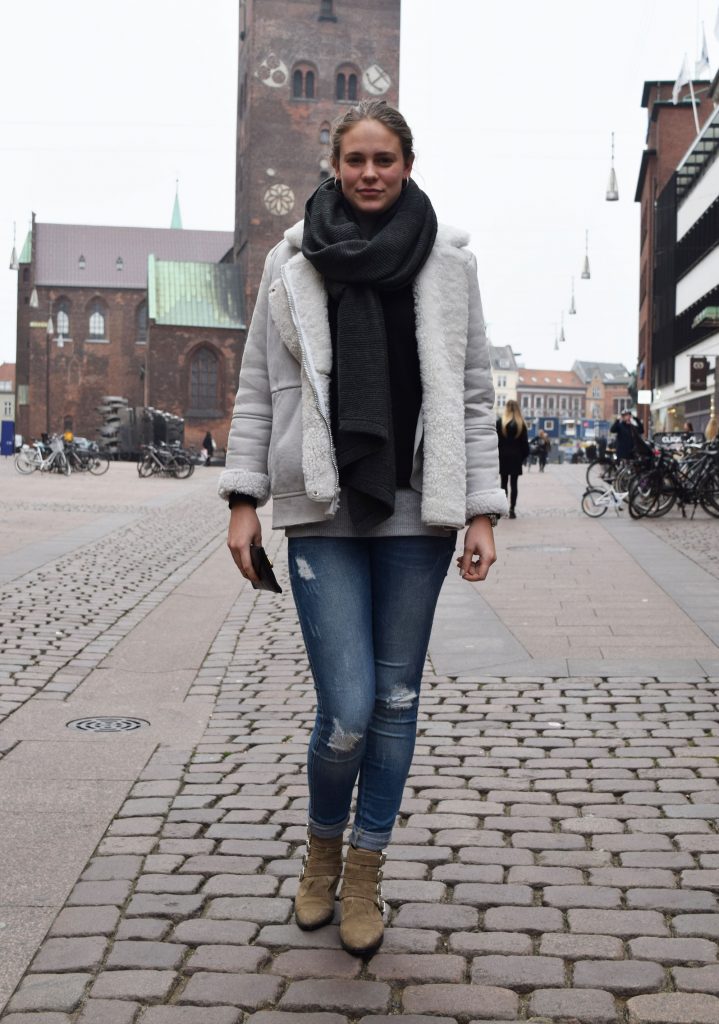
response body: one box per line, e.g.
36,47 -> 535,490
19,231 -> 32,263
171,192 -> 183,230
148,257 -> 245,329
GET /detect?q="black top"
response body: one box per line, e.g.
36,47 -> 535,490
328,283 -> 421,488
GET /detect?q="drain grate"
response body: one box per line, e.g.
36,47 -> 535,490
67,716 -> 149,733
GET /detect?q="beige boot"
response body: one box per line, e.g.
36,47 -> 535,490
339,845 -> 386,956
294,830 -> 343,931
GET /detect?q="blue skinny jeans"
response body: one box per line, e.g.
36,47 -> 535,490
288,534 -> 456,851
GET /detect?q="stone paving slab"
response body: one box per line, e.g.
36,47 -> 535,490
2,464 -> 719,1022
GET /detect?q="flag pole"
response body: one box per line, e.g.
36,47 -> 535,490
688,78 -> 701,134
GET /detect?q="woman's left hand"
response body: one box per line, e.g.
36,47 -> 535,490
456,516 -> 497,583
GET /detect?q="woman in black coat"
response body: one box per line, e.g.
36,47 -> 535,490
497,400 -> 530,518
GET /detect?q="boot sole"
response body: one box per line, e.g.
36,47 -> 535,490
340,932 -> 384,957
295,906 -> 335,931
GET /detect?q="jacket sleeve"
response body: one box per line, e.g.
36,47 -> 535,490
217,250 -> 276,504
464,253 -> 509,520
520,427 -> 530,460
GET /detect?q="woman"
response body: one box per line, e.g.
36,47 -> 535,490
219,100 -> 507,956
496,400 -> 529,518
536,429 -> 550,472
202,430 -> 214,466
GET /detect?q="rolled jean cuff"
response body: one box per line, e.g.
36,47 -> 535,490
349,824 -> 392,852
309,815 -> 348,840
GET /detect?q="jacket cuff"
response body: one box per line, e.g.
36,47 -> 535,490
218,469 -> 270,504
466,488 -> 509,521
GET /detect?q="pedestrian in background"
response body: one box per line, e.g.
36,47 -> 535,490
202,431 -> 214,466
610,409 -> 643,460
497,399 -> 529,518
536,429 -> 550,472
220,100 -> 506,956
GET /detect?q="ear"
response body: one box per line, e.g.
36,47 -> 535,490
404,155 -> 415,177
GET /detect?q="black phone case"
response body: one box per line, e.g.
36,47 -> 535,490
249,545 -> 282,593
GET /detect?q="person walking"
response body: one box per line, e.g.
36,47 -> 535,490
219,100 -> 507,957
610,409 -> 643,460
496,399 -> 529,518
202,431 -> 214,466
536,429 -> 550,472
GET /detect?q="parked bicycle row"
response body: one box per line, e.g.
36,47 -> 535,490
582,434 -> 719,520
14,437 -> 110,477
136,442 -> 196,479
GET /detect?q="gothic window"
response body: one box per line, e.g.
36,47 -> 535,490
319,121 -> 331,145
136,301 -> 148,344
319,0 -> 337,20
56,298 -> 70,338
190,347 -> 220,414
336,64 -> 360,101
88,298 -> 106,339
292,63 -> 317,100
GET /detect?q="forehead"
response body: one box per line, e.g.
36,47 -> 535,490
339,119 -> 402,155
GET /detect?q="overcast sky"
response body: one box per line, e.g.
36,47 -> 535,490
1,0 -> 717,371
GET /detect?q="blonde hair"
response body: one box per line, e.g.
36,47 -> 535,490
706,416 -> 718,442
500,399 -> 527,437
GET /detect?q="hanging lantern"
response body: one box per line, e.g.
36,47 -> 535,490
581,230 -> 591,280
554,332 -> 559,351
569,276 -> 577,314
29,287 -> 39,308
559,313 -> 566,344
9,222 -> 18,271
606,131 -> 619,201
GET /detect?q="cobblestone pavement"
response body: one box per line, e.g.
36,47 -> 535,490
1,463 -> 719,1023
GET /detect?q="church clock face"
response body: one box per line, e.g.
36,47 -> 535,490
363,64 -> 391,95
263,184 -> 295,216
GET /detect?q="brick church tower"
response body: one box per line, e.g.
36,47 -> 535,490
234,0 -> 401,317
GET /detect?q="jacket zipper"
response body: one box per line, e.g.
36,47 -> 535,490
281,263 -> 340,511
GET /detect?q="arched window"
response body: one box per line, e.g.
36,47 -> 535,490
336,64 -> 360,101
190,347 -> 220,414
319,0 -> 336,20
291,63 -> 318,100
136,301 -> 148,344
56,298 -> 70,338
319,121 -> 331,145
88,299 -> 106,339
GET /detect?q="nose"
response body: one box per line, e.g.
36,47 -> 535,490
361,162 -> 379,180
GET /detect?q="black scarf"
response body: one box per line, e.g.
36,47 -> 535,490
301,177 -> 438,528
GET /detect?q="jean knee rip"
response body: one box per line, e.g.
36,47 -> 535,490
382,685 -> 417,710
328,718 -> 363,752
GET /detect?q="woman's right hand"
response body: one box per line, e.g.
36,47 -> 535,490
227,504 -> 263,583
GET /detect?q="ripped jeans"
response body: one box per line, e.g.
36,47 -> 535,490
288,534 -> 456,851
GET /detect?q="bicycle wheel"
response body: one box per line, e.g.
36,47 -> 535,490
138,457 -> 154,478
614,462 -> 636,492
15,451 -> 39,474
699,468 -> 719,518
88,454 -> 110,475
581,488 -> 608,517
59,453 -> 71,476
586,460 -> 614,488
170,457 -> 192,479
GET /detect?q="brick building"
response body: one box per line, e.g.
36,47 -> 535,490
572,360 -> 632,428
14,219 -> 233,443
234,0 -> 401,316
635,78 -> 713,432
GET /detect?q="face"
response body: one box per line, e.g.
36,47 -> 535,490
333,119 -> 413,218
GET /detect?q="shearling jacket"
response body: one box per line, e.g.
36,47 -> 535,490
218,220 -> 508,530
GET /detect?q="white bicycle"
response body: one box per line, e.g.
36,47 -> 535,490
581,484 -> 628,517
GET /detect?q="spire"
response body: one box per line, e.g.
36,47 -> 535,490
9,222 -> 18,270
171,180 -> 183,229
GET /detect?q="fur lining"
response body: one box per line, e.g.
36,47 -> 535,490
467,489 -> 510,520
218,468 -> 270,504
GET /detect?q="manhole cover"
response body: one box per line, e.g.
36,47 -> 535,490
506,544 -> 573,553
67,717 -> 149,733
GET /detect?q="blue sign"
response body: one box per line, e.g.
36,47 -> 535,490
1,420 -> 15,456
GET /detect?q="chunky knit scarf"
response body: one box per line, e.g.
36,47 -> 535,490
301,177 -> 438,528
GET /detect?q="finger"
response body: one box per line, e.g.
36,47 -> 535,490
458,546 -> 475,576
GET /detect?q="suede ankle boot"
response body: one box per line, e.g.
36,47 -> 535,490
339,845 -> 386,956
294,831 -> 343,931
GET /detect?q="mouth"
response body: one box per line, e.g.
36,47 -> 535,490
357,189 -> 382,196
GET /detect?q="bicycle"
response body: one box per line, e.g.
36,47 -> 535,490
581,483 -> 628,518
628,441 -> 719,519
137,443 -> 194,479
14,437 -> 71,476
64,442 -> 110,475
